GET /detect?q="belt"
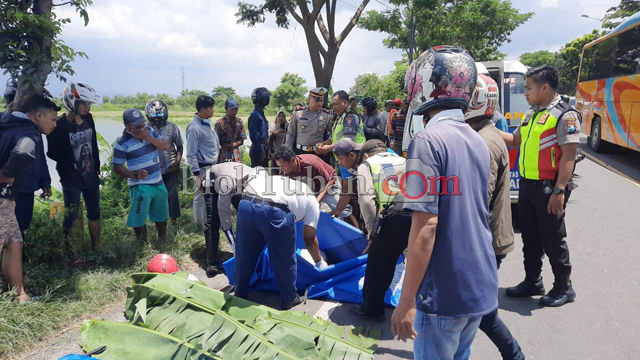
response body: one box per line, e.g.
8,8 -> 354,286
242,195 -> 290,212
296,144 -> 315,152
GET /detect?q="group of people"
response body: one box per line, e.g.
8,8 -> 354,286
0,44 -> 580,360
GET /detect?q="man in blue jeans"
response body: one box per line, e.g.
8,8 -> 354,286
391,47 -> 498,359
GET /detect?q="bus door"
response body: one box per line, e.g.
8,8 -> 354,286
486,67 -> 504,113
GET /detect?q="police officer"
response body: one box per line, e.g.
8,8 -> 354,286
285,87 -> 332,163
344,139 -> 411,323
499,65 -> 580,307
315,90 -> 366,159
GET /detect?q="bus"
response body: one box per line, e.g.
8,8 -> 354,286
402,60 -> 529,203
575,11 -> 640,153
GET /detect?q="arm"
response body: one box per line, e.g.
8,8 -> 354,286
357,165 -> 377,237
391,211 -> 438,341
285,114 -> 297,148
113,164 -> 146,179
185,125 -> 201,176
90,115 -> 101,173
46,121 -> 66,163
39,145 -> 52,190
2,136 -> 37,180
330,178 -> 354,217
139,127 -> 171,150
248,113 -> 262,144
499,128 -> 521,148
548,143 -> 577,215
0,169 -> 14,184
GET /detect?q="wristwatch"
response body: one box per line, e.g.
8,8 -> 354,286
553,187 -> 566,195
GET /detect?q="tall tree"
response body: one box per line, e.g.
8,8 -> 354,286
602,0 -> 640,30
358,0 -> 533,61
0,0 -> 92,111
350,60 -> 407,103
236,0 -> 371,91
519,50 -> 557,68
211,86 -> 237,99
272,72 -> 307,110
558,29 -> 605,94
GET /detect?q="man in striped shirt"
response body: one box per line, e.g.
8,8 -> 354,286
113,109 -> 171,242
389,99 -> 410,155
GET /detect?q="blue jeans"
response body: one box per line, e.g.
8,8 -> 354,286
414,310 -> 482,360
233,199 -> 298,304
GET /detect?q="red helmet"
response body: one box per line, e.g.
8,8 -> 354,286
147,254 -> 179,273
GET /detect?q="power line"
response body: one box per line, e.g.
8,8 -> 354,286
374,0 -> 394,10
337,0 -> 357,9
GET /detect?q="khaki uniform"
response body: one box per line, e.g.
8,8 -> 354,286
285,107 -> 332,152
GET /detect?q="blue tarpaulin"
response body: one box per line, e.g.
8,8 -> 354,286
223,212 -> 404,306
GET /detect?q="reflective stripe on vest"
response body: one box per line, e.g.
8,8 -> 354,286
519,104 -> 565,180
364,152 -> 406,206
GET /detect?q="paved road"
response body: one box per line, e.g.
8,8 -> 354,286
23,138 -> 640,359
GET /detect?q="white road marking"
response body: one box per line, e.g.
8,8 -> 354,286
313,301 -> 341,320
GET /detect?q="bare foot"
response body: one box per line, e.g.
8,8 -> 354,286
18,293 -> 31,303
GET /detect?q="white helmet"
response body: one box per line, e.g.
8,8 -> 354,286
465,74 -> 499,121
62,82 -> 102,112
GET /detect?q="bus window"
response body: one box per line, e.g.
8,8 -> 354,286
580,36 -> 617,81
612,26 -> 640,77
506,73 -> 528,122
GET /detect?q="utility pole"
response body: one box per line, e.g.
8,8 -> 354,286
408,2 -> 416,65
180,67 -> 186,92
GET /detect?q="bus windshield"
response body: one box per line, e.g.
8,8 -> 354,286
505,72 -> 529,125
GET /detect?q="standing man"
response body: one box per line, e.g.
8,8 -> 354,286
235,170 -> 320,310
113,109 -> 171,243
0,95 -> 60,303
386,98 -> 402,141
389,99 -> 409,155
360,97 -> 387,142
466,74 -> 524,359
48,82 -> 103,249
285,88 -> 332,163
3,80 -> 52,236
248,87 -> 270,168
146,99 -> 183,226
315,90 -> 365,158
499,65 -> 579,307
216,98 -> 246,163
391,47 -> 498,358
186,95 -> 219,226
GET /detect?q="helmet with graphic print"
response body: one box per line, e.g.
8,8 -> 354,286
145,98 -> 169,126
251,87 -> 271,108
405,46 -> 477,116
359,96 -> 378,114
465,73 -> 499,121
62,81 -> 103,113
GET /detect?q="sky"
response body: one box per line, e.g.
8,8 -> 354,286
0,0 -> 621,98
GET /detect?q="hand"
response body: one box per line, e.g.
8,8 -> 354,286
260,151 -> 266,161
134,169 -> 148,179
547,193 -> 565,215
362,240 -> 372,254
391,298 -> 417,342
169,162 -> 180,174
40,187 -> 52,199
321,178 -> 336,193
133,126 -> 151,141
330,209 -> 340,218
390,142 -> 395,149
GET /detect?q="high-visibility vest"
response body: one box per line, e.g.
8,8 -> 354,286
519,101 -> 576,180
332,109 -> 366,145
364,152 -> 406,206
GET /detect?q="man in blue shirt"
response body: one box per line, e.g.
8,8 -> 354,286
248,87 -> 270,168
113,109 -> 171,243
391,47 -> 498,359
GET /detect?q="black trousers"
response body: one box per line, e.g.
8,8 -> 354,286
14,192 -> 35,233
362,208 -> 411,317
518,179 -> 572,281
479,255 -> 525,360
204,189 -> 220,266
162,172 -> 181,220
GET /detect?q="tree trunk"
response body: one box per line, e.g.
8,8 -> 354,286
12,0 -> 54,112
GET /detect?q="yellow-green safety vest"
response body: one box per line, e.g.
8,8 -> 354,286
332,110 -> 366,145
364,152 -> 406,206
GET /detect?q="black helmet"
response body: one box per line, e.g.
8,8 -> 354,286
145,99 -> 169,126
4,78 -> 17,105
251,87 -> 271,108
360,97 -> 377,114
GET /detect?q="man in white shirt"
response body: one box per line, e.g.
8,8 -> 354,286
234,169 -> 321,310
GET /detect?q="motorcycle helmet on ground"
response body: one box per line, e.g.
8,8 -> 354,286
145,98 -> 169,127
4,78 -> 18,105
62,82 -> 103,113
465,73 -> 499,121
405,46 -> 477,116
251,87 -> 271,108
147,254 -> 179,273
360,96 -> 378,114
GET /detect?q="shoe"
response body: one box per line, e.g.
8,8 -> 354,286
349,305 -> 385,323
281,295 -> 306,310
505,277 -> 546,297
540,282 -> 576,307
205,264 -> 220,278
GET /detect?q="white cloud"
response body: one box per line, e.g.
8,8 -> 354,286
541,0 -> 559,8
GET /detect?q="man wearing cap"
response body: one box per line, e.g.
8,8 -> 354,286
285,87 -> 332,163
113,109 -> 171,243
329,138 -> 363,221
235,169 -> 321,310
215,97 -> 246,163
345,139 -> 412,323
315,90 -> 366,161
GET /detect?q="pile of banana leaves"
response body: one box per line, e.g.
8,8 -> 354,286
77,272 -> 380,359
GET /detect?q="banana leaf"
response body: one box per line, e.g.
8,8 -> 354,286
78,320 -> 219,360
95,131 -> 113,160
128,284 -> 314,359
127,273 -> 380,359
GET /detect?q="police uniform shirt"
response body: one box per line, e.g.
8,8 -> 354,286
285,107 -> 332,148
244,173 -> 320,229
513,95 -> 582,146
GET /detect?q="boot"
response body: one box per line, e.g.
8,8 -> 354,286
281,294 -> 306,310
205,237 -> 219,278
540,275 -> 576,307
505,277 -> 546,297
